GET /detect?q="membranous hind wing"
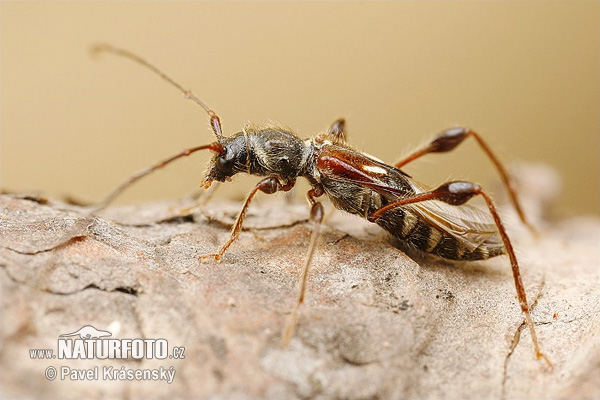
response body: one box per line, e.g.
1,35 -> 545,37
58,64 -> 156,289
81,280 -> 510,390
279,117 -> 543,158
316,145 -> 502,253
406,199 -> 501,252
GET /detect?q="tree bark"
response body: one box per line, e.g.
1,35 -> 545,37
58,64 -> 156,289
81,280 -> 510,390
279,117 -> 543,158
1,188 -> 598,399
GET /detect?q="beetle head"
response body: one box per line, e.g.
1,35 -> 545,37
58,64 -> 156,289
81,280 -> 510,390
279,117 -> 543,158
201,132 -> 248,188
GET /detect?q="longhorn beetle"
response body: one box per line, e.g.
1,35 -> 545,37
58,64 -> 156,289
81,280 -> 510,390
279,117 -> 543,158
89,44 -> 551,367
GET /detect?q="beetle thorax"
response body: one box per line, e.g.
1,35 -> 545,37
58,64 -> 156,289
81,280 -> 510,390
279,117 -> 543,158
245,127 -> 313,180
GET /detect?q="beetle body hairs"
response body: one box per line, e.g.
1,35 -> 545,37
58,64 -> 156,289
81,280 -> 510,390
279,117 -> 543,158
89,44 -> 551,368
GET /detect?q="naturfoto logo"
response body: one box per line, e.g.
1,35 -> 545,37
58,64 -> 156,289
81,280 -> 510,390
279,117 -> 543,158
29,325 -> 185,361
30,325 -> 184,383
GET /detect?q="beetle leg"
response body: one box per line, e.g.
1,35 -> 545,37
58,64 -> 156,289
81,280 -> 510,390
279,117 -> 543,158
394,127 -> 535,234
368,181 -> 552,368
327,118 -> 347,144
199,177 -> 295,263
282,186 -> 325,345
167,184 -> 221,216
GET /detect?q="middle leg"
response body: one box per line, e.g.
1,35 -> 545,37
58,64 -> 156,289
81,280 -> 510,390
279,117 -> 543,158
282,186 -> 325,344
327,118 -> 347,144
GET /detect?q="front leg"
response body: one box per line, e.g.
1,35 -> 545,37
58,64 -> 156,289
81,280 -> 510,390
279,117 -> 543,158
199,177 -> 295,262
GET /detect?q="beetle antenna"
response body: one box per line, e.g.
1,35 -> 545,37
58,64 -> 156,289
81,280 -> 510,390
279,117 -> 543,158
90,142 -> 224,214
90,43 -> 224,140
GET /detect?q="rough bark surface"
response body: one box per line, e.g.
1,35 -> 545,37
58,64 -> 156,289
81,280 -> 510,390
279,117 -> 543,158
1,182 -> 599,398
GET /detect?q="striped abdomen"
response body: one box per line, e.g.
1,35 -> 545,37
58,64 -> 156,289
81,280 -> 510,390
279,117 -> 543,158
313,144 -> 504,261
375,207 -> 505,261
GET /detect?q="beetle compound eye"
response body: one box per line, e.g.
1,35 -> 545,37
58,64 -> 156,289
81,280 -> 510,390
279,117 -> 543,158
216,153 -> 235,175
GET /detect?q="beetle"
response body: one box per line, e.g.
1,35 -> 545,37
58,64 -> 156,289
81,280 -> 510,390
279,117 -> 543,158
90,44 -> 550,367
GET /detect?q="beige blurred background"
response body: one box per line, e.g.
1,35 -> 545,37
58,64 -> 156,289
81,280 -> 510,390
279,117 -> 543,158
1,1 -> 598,216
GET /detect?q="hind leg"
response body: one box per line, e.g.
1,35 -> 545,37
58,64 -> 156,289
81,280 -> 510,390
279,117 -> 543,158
368,180 -> 551,367
394,127 -> 535,234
